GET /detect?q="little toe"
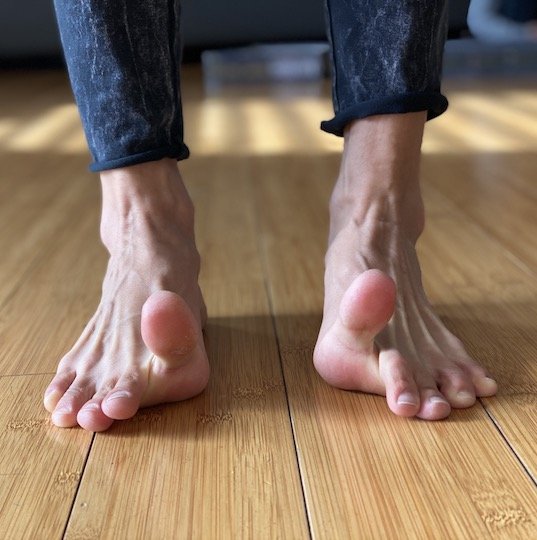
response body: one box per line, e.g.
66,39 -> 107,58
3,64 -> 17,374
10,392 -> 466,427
469,366 -> 498,397
51,379 -> 95,428
379,349 -> 420,417
416,387 -> 451,421
44,371 -> 76,413
77,400 -> 114,432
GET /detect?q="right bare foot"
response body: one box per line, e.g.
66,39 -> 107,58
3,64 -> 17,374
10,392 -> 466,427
44,159 -> 209,432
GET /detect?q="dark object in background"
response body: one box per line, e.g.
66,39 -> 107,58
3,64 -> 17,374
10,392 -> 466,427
202,43 -> 330,87
500,0 -> 537,22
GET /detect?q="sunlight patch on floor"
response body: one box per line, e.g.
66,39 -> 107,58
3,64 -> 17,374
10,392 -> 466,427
1,73 -> 535,158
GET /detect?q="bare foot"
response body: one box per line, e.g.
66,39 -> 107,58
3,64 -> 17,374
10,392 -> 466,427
314,114 -> 497,420
44,159 -> 209,431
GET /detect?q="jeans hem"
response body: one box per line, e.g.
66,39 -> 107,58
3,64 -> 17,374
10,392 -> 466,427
320,93 -> 449,136
89,144 -> 190,172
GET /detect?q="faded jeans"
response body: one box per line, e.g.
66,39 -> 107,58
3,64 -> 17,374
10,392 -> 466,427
53,0 -> 449,172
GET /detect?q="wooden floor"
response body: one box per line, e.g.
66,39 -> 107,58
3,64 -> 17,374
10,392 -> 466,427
1,66 -> 536,539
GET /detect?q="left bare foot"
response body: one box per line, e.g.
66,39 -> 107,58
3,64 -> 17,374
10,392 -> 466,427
313,113 -> 497,420
44,160 -> 209,431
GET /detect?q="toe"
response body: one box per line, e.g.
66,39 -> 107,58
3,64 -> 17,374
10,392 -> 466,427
51,378 -> 95,428
440,339 -> 498,398
467,365 -> 498,397
475,376 -> 498,397
44,370 -> 76,412
101,374 -> 144,420
339,270 -> 396,337
77,399 -> 114,432
379,349 -> 420,417
438,368 -> 476,408
416,387 -> 451,421
141,291 -> 199,368
314,270 -> 396,392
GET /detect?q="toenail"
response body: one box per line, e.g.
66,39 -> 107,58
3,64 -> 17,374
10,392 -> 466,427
397,393 -> 418,406
429,396 -> 448,404
456,391 -> 474,402
82,402 -> 101,411
53,406 -> 72,415
106,391 -> 131,401
44,389 -> 61,404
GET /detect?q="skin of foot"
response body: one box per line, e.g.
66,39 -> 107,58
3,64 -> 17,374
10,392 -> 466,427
44,159 -> 209,431
314,112 -> 498,420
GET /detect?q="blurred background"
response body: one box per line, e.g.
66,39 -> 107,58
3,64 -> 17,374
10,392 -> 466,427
1,0 -> 536,77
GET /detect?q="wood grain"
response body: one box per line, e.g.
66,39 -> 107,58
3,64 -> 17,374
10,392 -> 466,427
420,162 -> 537,485
0,174 -> 104,377
0,155 -> 96,308
0,374 -> 92,539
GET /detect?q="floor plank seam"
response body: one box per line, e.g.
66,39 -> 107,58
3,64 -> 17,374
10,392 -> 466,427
265,298 -> 314,540
0,372 -> 56,379
480,398 -> 537,486
250,179 -> 313,539
60,432 -> 96,540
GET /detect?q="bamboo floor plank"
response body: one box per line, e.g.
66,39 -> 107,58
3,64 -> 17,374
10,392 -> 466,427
0,374 -> 92,538
0,166 -> 101,535
419,175 -> 537,484
63,158 -> 309,539
255,154 -> 537,539
0,73 -> 102,540
421,84 -> 537,478
0,71 -> 74,131
0,73 -> 96,310
0,172 -> 103,377
423,153 -> 537,270
0,154 -> 96,308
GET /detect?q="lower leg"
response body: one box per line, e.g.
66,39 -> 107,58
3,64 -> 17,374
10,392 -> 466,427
314,112 -> 497,420
44,159 -> 209,431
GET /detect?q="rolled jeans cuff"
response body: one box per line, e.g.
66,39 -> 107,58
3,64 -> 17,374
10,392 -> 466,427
320,92 -> 449,136
89,143 -> 190,172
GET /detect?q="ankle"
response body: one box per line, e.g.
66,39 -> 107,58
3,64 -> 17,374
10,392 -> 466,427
99,159 -> 196,250
100,159 -> 194,217
330,112 -> 427,242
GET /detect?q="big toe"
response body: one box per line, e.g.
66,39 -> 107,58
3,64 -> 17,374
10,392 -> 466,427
314,270 -> 396,391
141,290 -> 200,368
339,269 -> 396,337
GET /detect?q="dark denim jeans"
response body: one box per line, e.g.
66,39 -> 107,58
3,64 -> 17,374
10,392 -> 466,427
322,0 -> 449,136
54,0 -> 449,172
